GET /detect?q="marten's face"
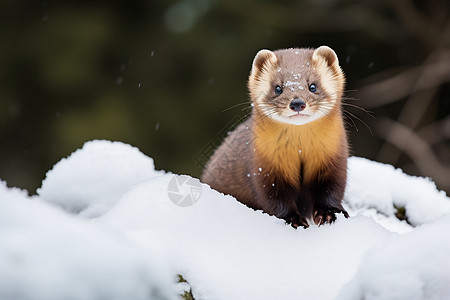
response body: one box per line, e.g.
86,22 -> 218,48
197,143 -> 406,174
248,47 -> 345,126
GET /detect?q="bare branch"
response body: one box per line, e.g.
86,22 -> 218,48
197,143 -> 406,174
376,118 -> 450,191
358,50 -> 450,109
417,116 -> 450,145
376,87 -> 439,164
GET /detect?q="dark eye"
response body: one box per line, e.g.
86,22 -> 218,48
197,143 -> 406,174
275,85 -> 283,95
309,84 -> 317,93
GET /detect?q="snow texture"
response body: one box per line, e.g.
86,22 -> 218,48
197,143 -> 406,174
346,157 -> 450,226
1,140 -> 450,300
0,181 -> 176,300
38,140 -> 163,218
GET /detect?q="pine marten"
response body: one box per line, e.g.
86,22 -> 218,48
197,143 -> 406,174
201,46 -> 349,228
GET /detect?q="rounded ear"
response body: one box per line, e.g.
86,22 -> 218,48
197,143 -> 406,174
248,49 -> 277,102
312,46 -> 339,67
251,49 -> 277,74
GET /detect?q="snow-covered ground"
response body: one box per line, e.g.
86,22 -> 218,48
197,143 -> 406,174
1,140 -> 449,300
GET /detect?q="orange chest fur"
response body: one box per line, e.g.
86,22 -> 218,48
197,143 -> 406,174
253,113 -> 344,186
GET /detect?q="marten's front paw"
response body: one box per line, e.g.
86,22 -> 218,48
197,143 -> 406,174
286,214 -> 309,229
313,207 -> 349,225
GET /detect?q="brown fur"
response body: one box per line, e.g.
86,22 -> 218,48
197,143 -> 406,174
201,46 -> 349,228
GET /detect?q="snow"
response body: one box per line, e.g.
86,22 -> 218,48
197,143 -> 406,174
1,140 -> 450,300
38,140 -> 163,218
284,80 -> 300,86
336,215 -> 450,300
0,181 -> 176,300
345,157 -> 450,226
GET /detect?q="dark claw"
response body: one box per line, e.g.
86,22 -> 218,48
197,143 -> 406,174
326,214 -> 334,223
314,214 -> 323,226
336,208 -> 350,219
342,210 -> 350,218
314,207 -> 348,225
287,215 -> 309,229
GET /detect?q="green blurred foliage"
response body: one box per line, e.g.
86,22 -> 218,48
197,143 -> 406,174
0,0 -> 449,194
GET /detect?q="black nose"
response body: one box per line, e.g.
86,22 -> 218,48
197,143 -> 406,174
289,98 -> 306,112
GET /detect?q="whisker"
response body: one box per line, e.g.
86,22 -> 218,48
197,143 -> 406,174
343,109 -> 373,135
240,105 -> 253,111
222,101 -> 252,112
342,103 -> 375,118
343,111 -> 358,130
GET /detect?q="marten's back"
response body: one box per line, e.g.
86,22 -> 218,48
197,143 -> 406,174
201,118 -> 259,208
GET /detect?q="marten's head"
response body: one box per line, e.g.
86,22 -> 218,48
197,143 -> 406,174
248,46 -> 345,126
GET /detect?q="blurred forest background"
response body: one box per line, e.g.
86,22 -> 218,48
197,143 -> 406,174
1,0 -> 449,195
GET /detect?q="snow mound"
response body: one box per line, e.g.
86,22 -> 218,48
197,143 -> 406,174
0,181 -> 176,300
99,175 -> 393,300
337,215 -> 450,300
2,140 -> 450,300
345,157 -> 450,226
38,140 -> 163,218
